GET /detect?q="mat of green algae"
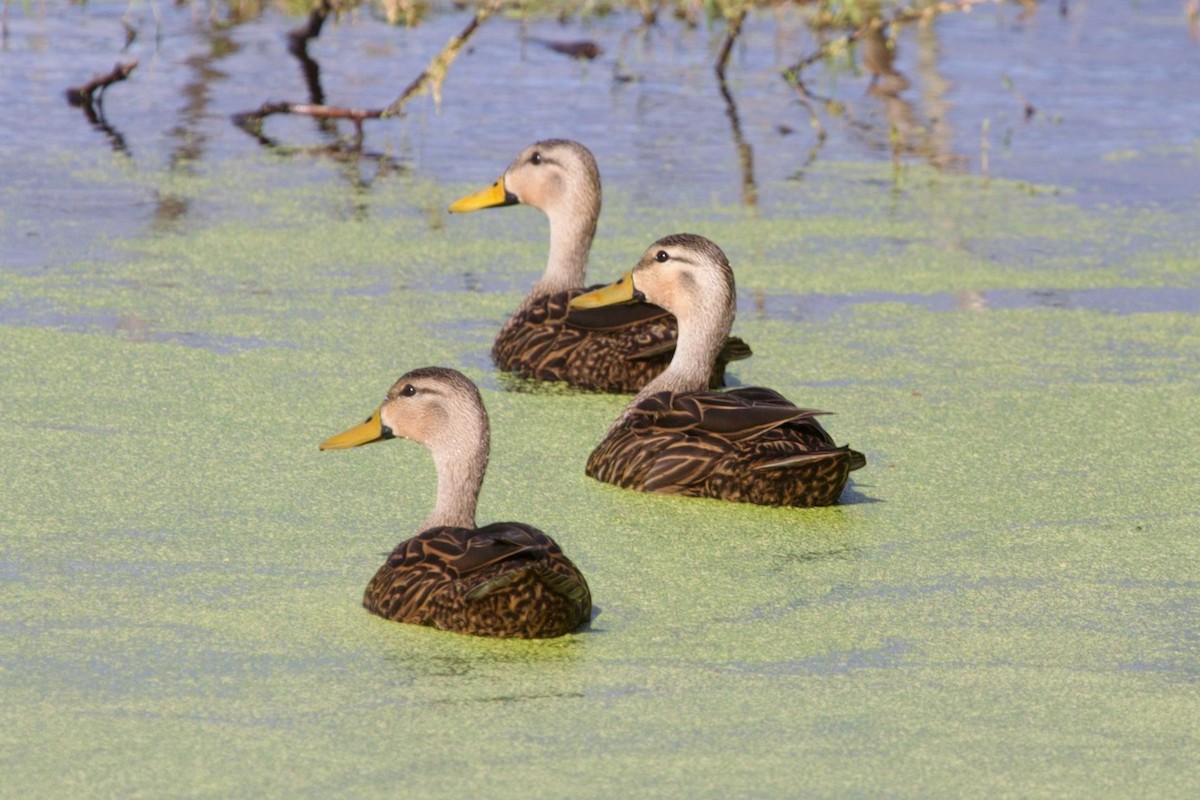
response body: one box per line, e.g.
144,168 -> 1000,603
3,156 -> 1200,797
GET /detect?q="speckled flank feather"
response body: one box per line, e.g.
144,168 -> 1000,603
492,287 -> 751,392
587,387 -> 864,507
364,523 -> 591,639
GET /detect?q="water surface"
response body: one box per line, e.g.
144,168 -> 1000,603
2,2 -> 1198,797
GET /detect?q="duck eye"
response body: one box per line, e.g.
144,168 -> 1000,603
530,152 -> 543,165
401,384 -> 416,397
655,250 -> 669,263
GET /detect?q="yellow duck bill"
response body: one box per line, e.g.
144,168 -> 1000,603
568,271 -> 644,309
448,178 -> 518,213
319,407 -> 394,450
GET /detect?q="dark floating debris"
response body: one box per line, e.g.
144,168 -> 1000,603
533,38 -> 603,60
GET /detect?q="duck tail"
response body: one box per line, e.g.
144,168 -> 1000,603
719,336 -> 753,363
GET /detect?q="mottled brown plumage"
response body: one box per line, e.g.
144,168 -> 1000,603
586,387 -> 865,507
320,367 -> 591,638
363,523 -> 591,638
571,234 -> 865,507
449,139 -> 750,392
492,286 -> 751,391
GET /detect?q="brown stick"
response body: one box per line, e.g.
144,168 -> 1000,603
66,60 -> 139,107
241,102 -> 381,123
232,101 -> 382,142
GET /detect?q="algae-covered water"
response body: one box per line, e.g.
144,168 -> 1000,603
4,156 -> 1199,796
3,2 -> 1200,797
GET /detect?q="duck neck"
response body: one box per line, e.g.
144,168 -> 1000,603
422,418 -> 489,531
621,296 -> 733,423
530,197 -> 598,298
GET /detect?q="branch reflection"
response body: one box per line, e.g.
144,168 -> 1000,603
715,10 -> 757,208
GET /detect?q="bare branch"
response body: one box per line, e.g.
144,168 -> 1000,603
232,100 -> 383,143
66,60 -> 139,108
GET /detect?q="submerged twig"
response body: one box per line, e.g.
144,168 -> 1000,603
65,60 -> 139,108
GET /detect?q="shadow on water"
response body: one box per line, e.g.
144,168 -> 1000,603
371,618 -> 592,691
838,484 -> 882,506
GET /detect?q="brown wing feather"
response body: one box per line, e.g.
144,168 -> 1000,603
586,388 -> 864,507
363,523 -> 591,638
492,289 -> 749,392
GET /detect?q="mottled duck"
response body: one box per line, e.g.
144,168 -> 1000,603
320,367 -> 591,637
570,234 -> 865,507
